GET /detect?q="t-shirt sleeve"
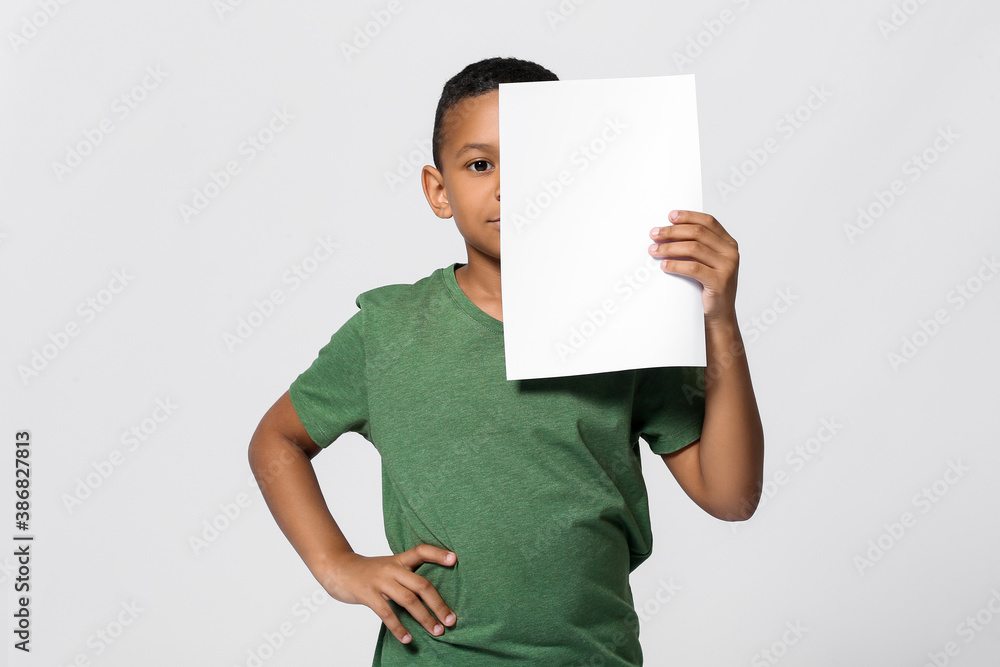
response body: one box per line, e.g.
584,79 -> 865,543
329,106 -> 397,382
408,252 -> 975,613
288,308 -> 370,447
632,365 -> 705,455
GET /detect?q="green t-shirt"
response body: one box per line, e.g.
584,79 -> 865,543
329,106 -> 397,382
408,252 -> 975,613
289,262 -> 705,666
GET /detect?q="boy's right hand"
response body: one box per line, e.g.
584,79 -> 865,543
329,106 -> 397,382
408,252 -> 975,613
319,545 -> 458,644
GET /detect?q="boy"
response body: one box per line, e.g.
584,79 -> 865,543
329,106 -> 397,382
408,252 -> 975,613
248,56 -> 764,665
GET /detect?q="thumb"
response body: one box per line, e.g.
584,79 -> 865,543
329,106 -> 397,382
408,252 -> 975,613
396,544 -> 457,570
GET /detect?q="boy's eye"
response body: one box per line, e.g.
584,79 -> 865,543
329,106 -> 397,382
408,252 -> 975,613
468,160 -> 492,173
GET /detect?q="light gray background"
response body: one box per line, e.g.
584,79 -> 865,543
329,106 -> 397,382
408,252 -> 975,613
3,1 -> 998,665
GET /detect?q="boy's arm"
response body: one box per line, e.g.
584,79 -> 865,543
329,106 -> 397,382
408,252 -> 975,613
248,391 -> 355,574
648,210 -> 765,521
660,318 -> 764,521
248,390 -> 459,643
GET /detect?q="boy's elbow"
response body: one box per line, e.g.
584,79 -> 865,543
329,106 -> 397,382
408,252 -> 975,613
247,412 -> 289,472
708,488 -> 761,522
718,504 -> 757,522
247,420 -> 271,472
708,506 -> 756,522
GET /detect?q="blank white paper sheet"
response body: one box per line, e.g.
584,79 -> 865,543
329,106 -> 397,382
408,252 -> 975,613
498,73 -> 707,381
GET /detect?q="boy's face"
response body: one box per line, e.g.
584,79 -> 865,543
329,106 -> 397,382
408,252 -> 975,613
422,90 -> 501,262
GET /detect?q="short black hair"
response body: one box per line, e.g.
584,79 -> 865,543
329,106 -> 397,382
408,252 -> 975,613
432,56 -> 559,172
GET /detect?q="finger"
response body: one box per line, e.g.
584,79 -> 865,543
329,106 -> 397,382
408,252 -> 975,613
386,580 -> 448,638
657,210 -> 737,249
649,222 -> 732,257
369,592 -> 416,644
398,570 -> 457,628
658,257 -> 715,285
396,544 -> 458,572
649,223 -> 739,266
648,239 -> 728,270
649,219 -> 726,248
393,545 -> 458,627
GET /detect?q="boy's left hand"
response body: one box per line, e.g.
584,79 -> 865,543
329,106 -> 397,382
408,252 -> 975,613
648,210 -> 739,327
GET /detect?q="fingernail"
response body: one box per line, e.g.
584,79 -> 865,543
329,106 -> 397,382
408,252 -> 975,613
445,613 -> 456,625
669,210 -> 679,221
433,624 -> 444,635
402,634 -> 411,642
650,226 -> 660,236
649,244 -> 658,254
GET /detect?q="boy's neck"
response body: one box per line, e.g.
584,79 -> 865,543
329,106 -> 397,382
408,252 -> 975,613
455,252 -> 503,322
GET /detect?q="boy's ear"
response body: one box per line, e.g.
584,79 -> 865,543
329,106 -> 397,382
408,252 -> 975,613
421,165 -> 452,219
